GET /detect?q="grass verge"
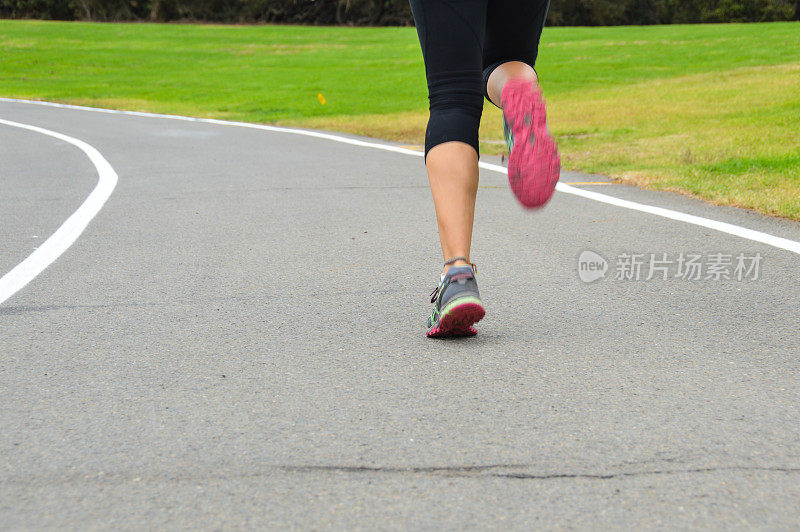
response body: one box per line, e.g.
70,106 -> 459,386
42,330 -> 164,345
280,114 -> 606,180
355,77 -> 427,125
1,20 -> 798,219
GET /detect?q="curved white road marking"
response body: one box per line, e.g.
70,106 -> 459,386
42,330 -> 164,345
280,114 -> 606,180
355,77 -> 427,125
0,118 -> 118,305
548,179 -> 800,255
2,97 -> 799,256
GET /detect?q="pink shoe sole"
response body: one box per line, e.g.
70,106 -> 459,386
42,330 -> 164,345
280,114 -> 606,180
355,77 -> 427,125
501,79 -> 561,208
426,302 -> 485,338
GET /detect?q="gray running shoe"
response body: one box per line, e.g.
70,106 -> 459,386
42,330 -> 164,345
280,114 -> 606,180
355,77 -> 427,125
426,265 -> 485,338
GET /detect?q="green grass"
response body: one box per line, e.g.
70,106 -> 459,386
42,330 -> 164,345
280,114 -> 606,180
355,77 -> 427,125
0,21 -> 426,119
1,20 -> 799,219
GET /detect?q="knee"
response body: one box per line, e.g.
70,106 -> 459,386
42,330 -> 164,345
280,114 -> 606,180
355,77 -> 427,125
427,69 -> 484,115
425,109 -> 481,159
425,70 -> 484,158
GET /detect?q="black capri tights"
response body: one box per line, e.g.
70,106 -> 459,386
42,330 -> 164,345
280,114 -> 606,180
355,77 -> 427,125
408,0 -> 550,158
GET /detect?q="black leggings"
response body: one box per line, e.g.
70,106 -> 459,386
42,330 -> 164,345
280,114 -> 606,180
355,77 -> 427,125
408,0 -> 550,158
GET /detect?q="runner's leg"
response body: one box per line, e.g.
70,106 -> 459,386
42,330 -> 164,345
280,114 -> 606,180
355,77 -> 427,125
408,0 -> 488,273
482,0 -> 560,208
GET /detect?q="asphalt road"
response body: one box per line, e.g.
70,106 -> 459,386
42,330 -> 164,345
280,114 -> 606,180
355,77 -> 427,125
2,100 -> 799,529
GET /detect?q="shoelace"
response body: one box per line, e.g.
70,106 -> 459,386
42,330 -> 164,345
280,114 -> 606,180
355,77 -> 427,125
429,286 -> 439,303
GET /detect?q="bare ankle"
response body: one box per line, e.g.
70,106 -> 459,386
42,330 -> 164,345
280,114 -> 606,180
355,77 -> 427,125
443,257 -> 470,276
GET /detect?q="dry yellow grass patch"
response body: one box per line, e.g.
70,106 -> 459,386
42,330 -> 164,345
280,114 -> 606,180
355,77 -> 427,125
287,65 -> 800,219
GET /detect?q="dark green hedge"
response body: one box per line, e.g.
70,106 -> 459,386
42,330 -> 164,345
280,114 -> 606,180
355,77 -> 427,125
1,0 -> 798,25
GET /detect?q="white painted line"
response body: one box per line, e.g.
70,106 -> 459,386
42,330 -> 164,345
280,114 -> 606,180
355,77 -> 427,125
480,162 -> 800,255
0,118 -> 118,305
0,98 -> 423,157
2,97 -> 799,256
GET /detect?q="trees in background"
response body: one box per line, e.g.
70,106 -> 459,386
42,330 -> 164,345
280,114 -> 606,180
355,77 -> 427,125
1,0 -> 798,24
545,0 -> 797,24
